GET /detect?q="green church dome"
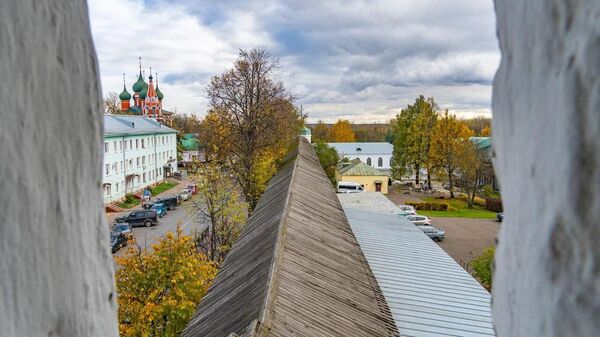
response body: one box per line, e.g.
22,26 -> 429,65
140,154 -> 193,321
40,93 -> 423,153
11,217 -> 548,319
139,82 -> 148,99
132,73 -> 146,93
156,86 -> 164,100
119,86 -> 131,100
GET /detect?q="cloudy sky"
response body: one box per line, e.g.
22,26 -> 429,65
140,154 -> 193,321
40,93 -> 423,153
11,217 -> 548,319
88,0 -> 499,123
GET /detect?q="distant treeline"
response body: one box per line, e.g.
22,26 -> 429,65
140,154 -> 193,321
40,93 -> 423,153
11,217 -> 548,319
308,116 -> 490,143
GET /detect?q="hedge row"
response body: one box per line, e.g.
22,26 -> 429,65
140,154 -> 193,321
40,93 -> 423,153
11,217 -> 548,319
406,202 -> 449,211
485,197 -> 503,212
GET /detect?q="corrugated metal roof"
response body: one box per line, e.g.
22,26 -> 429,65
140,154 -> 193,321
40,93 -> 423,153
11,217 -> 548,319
328,142 -> 393,155
184,138 -> 399,337
339,161 -> 388,176
469,137 -> 491,150
339,193 -> 496,337
104,114 -> 177,136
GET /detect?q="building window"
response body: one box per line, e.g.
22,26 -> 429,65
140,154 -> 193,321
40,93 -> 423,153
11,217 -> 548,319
105,185 -> 111,196
104,142 -> 109,153
366,158 -> 372,166
105,164 -> 110,176
136,157 -> 140,167
119,141 -> 122,151
390,157 -> 393,166
141,139 -> 145,149
378,157 -> 383,167
113,141 -> 117,152
143,173 -> 146,183
136,139 -> 139,149
116,183 -> 119,193
129,140 -> 132,149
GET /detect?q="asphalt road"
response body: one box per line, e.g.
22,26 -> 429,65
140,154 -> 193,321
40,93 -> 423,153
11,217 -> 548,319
112,201 -> 209,256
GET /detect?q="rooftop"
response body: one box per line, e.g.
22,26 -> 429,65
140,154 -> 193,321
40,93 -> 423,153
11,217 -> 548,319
184,138 -> 398,337
339,160 -> 388,176
328,142 -> 393,155
104,115 -> 177,137
339,193 -> 495,337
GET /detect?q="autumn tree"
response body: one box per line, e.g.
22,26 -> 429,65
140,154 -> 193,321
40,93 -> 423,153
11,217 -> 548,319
480,126 -> 492,136
312,120 -> 330,142
104,92 -> 121,114
115,227 -> 216,337
172,114 -> 203,134
330,119 -> 356,142
313,141 -> 339,185
204,48 -> 303,210
391,96 -> 437,185
429,110 -> 473,198
190,162 -> 246,266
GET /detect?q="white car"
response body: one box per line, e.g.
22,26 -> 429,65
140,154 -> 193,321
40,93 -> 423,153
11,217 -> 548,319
406,215 -> 432,226
398,205 -> 417,215
337,182 -> 365,193
178,189 -> 192,201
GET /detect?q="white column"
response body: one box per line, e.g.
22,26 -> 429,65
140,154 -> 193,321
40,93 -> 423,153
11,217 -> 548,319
493,1 -> 599,336
0,1 -> 119,336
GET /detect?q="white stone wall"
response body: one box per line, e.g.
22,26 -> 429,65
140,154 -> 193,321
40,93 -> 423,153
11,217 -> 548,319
102,133 -> 177,203
492,1 -> 599,336
0,1 -> 118,336
341,154 -> 392,170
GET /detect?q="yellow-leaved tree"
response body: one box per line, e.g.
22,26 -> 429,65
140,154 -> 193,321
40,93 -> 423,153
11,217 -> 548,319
330,119 -> 356,142
430,110 -> 474,198
115,227 -> 217,337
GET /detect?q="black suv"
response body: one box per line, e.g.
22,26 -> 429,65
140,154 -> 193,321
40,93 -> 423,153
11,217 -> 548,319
115,210 -> 158,227
154,195 -> 180,211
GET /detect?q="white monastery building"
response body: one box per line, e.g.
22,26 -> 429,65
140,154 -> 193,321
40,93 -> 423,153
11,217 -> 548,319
328,142 -> 393,171
103,115 -> 178,204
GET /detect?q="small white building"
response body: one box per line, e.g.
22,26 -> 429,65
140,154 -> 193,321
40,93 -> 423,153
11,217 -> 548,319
328,142 -> 393,170
103,115 -> 178,204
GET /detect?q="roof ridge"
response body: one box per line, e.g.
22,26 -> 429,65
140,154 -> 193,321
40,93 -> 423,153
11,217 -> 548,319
257,139 -> 302,330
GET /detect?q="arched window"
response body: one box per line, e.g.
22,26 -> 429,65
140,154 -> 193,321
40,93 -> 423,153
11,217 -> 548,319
366,158 -> 372,166
378,157 -> 383,167
390,157 -> 393,166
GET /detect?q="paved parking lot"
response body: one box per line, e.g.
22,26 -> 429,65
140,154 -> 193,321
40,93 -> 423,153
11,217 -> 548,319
111,202 -> 209,256
432,217 -> 500,267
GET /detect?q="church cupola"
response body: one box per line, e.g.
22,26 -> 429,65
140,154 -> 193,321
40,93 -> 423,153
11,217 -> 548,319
119,73 -> 131,111
155,73 -> 164,100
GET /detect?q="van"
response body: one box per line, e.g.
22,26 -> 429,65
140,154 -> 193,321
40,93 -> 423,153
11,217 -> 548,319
337,182 -> 365,193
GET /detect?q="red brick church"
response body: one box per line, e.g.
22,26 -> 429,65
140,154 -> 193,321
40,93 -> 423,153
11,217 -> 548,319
118,58 -> 174,125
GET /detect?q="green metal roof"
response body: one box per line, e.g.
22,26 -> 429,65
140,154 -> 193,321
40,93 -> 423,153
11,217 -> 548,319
339,161 -> 387,176
470,137 -> 491,150
180,136 -> 200,151
301,126 -> 311,135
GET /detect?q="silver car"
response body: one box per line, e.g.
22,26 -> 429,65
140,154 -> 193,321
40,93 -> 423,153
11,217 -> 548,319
178,189 -> 192,201
398,205 -> 417,215
406,215 -> 432,226
419,225 -> 445,241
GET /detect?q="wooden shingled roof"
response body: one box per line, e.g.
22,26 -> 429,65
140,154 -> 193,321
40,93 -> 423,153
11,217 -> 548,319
183,137 -> 399,337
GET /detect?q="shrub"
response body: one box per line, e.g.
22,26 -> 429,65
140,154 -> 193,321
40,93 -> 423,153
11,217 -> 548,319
485,197 -> 503,212
406,202 -> 449,211
471,246 -> 495,289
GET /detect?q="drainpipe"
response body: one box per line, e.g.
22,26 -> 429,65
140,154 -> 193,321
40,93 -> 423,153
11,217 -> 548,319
122,136 -> 127,195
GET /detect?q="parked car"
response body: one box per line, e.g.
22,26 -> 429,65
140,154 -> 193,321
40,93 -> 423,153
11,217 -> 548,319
115,210 -> 158,227
150,203 -> 168,218
337,181 -> 365,193
406,214 -> 432,226
178,189 -> 192,201
497,212 -> 504,222
112,222 -> 133,240
154,195 -> 180,210
398,205 -> 417,215
111,232 -> 127,253
418,225 -> 446,241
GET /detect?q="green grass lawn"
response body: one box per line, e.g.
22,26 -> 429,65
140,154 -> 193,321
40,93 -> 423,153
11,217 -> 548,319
150,181 -> 178,195
417,197 -> 497,219
116,195 -> 141,209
